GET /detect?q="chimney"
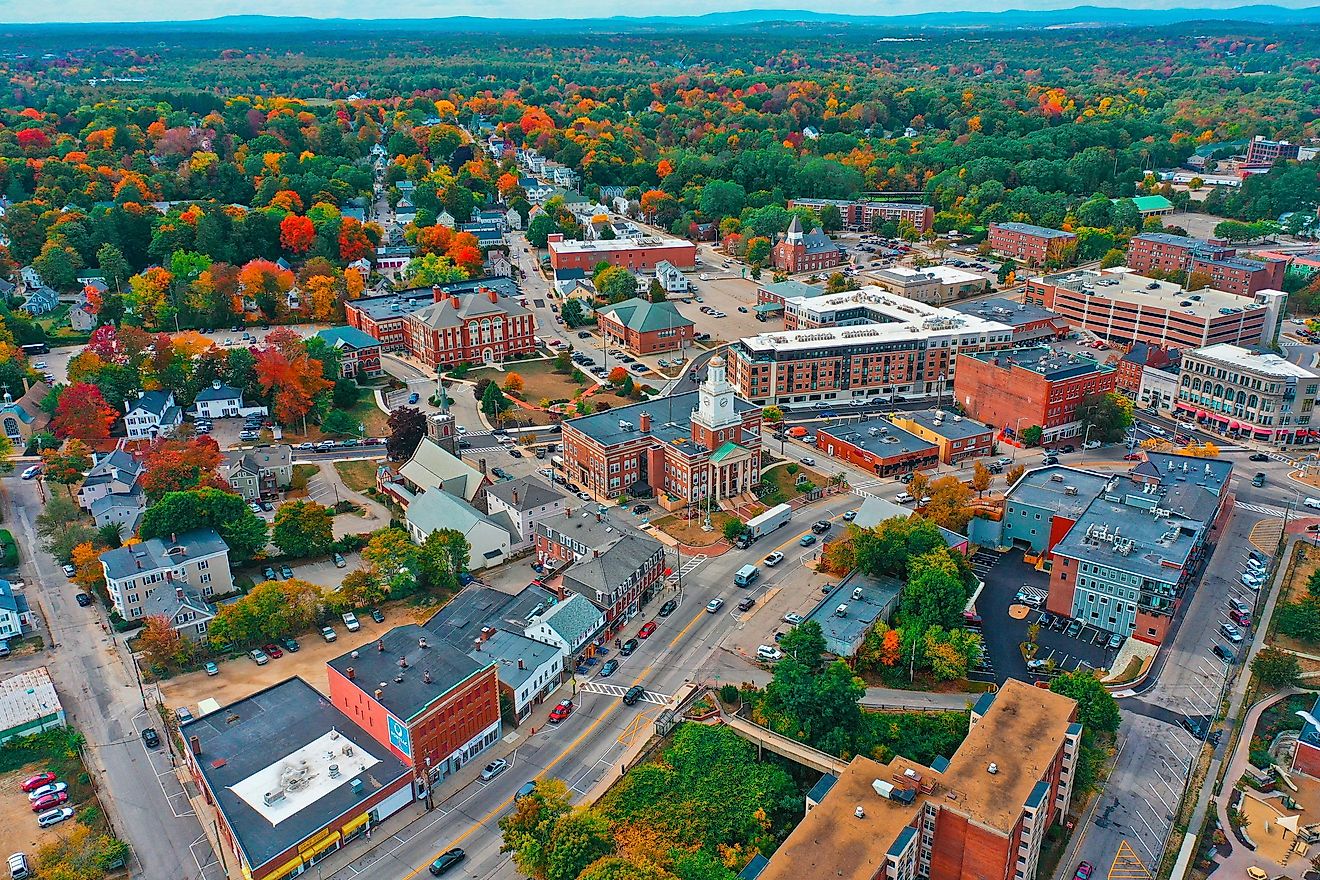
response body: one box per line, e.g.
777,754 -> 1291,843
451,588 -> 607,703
189,736 -> 201,755
170,532 -> 176,544
176,587 -> 184,600
639,411 -> 651,433
418,637 -> 429,649
488,289 -> 498,304
374,688 -> 383,700
432,285 -> 444,302
478,458 -> 487,475
398,657 -> 408,668
346,666 -> 356,680
518,658 -> 525,670
212,379 -> 222,389
513,488 -> 520,506
450,295 -> 461,310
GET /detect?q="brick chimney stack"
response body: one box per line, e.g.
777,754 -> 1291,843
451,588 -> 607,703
487,289 -> 498,304
450,295 -> 461,310
639,411 -> 651,433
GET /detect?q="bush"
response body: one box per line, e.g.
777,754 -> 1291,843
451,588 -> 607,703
0,529 -> 16,567
720,684 -> 739,704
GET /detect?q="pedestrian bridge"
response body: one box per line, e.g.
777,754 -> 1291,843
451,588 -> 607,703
717,710 -> 849,776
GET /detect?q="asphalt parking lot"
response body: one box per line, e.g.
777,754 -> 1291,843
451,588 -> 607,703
970,548 -> 1115,684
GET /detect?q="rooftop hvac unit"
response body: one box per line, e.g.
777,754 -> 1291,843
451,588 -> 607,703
263,788 -> 287,806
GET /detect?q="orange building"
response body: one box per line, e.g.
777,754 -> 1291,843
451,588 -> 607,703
547,234 -> 696,273
953,346 -> 1117,442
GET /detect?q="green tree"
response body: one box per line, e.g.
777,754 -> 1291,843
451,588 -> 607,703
996,258 -> 1017,285
722,519 -> 750,543
140,488 -> 268,564
321,409 -> 361,437
418,527 -> 471,592
526,213 -> 558,249
1252,647 -> 1302,688
762,405 -> 784,425
1099,248 -> 1126,269
546,811 -> 614,880
271,500 -> 334,558
561,298 -> 589,328
900,550 -> 969,630
745,237 -> 771,267
647,278 -> 666,303
95,243 -> 130,291
1050,669 -> 1120,735
362,527 -> 421,595
1078,391 -> 1134,444
482,382 -> 511,419
1020,425 -> 1044,446
499,778 -> 574,880
778,619 -> 827,672
595,266 -> 639,303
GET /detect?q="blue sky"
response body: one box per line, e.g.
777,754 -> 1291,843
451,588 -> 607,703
4,0 -> 1314,22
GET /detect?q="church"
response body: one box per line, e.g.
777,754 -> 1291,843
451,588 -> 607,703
559,356 -> 764,510
772,215 -> 845,274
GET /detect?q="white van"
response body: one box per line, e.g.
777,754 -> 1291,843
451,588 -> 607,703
8,852 -> 31,880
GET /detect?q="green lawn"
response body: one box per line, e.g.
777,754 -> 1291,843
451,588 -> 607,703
471,358 -> 590,406
762,463 -> 824,502
334,460 -> 379,494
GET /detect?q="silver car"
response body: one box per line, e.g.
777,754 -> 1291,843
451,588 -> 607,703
480,759 -> 508,781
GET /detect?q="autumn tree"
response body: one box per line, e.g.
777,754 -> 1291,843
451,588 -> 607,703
362,527 -> 421,595
279,214 -> 316,254
504,372 -> 525,394
1005,463 -> 1026,485
141,435 -> 225,502
333,568 -> 390,611
608,366 -> 629,386
138,615 -> 196,670
970,461 -> 992,498
254,340 -> 332,429
71,541 -> 107,598
921,475 -> 974,533
208,578 -> 324,646
51,384 -> 118,440
386,406 -> 427,460
41,439 -> 92,496
272,501 -> 335,558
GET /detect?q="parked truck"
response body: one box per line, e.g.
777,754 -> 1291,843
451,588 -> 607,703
745,503 -> 792,540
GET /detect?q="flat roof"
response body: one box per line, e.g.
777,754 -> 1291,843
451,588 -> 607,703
948,297 -> 1063,329
345,279 -> 520,321
936,679 -> 1076,833
993,222 -> 1075,240
818,418 -> 938,460
548,236 -> 693,255
327,624 -> 491,721
805,571 -> 903,653
1052,491 -> 1206,583
966,346 -> 1113,381
1038,269 -> 1265,318
183,678 -> 410,872
873,265 -> 984,286
1006,465 -> 1111,520
1187,343 -> 1319,379
0,667 -> 61,732
424,585 -> 560,650
892,408 -> 991,441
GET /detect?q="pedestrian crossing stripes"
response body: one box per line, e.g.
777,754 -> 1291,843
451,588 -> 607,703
676,554 -> 708,577
1234,500 -> 1287,517
578,681 -> 669,705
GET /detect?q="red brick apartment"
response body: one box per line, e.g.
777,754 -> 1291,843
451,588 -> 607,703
953,346 -> 1117,440
988,222 -> 1076,264
547,234 -> 697,273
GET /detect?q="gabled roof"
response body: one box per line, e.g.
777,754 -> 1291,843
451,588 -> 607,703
141,583 -> 216,623
406,488 -> 509,544
222,446 -> 292,477
100,528 -> 229,581
562,533 -> 663,601
399,438 -> 484,502
532,593 -> 603,645
0,578 -> 22,616
470,629 -> 561,690
195,382 -> 242,403
408,290 -> 530,331
596,298 -> 693,334
485,476 -> 566,513
88,484 -> 144,516
801,227 -> 841,255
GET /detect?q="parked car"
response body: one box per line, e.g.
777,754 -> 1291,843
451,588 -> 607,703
895,492 -> 915,504
1220,622 -> 1244,643
27,782 -> 66,803
620,638 -> 639,656
249,648 -> 269,665
480,760 -> 508,781
428,848 -> 466,876
638,621 -> 658,638
756,645 -> 784,662
60,564 -> 75,578
75,592 -> 92,607
736,596 -> 755,612
842,510 -> 857,521
706,598 -> 724,613
1230,609 -> 1252,627
783,612 -> 804,625
282,637 -> 300,653
204,661 -> 219,676
622,685 -> 646,706
280,565 -> 293,579
261,643 -> 284,659
1230,598 -> 1252,615
600,659 -> 619,677
1065,619 -> 1083,638
658,599 -> 678,617
333,553 -> 347,568
36,807 -> 74,829
321,626 -> 337,642
548,699 -> 574,723
1107,632 -> 1124,649
263,566 -> 277,580
141,728 -> 160,748
342,612 -> 360,632
370,608 -> 385,623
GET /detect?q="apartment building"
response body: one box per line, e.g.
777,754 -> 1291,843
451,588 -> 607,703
1126,233 -> 1285,296
99,528 -> 233,620
953,347 -> 1118,442
1174,343 -> 1320,445
786,199 -> 934,233
1023,269 -> 1285,350
546,234 -> 696,273
987,222 -> 1076,264
752,679 -> 1080,880
870,265 -> 986,305
726,288 -> 1014,407
560,357 -> 762,506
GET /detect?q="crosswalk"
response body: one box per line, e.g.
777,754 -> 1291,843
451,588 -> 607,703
578,681 -> 670,705
1235,500 -> 1287,517
675,554 -> 708,577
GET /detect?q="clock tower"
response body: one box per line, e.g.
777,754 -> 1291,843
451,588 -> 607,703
693,354 -> 741,448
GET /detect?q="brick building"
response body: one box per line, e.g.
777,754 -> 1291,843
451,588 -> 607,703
560,356 -> 762,507
987,222 -> 1077,265
1023,269 -> 1285,350
948,298 -> 1071,345
1115,342 -> 1179,397
815,418 -> 939,477
344,279 -> 521,353
547,234 -> 697,273
953,347 -> 1117,442
1190,254 -> 1287,298
533,513 -> 667,627
753,680 -> 1080,880
728,288 -> 1014,408
1291,696 -> 1320,778
326,625 -> 501,788
393,289 -> 536,370
1245,136 -> 1300,168
595,298 -> 694,354
888,409 -> 994,464
313,326 -> 384,378
787,198 -> 934,233
1126,232 -> 1284,296
771,217 -> 844,274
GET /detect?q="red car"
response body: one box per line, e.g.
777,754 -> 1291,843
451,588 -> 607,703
1231,609 -> 1252,627
31,791 -> 68,812
1123,452 -> 1144,461
1074,862 -> 1094,880
638,621 -> 658,639
548,700 -> 574,724
261,643 -> 284,659
20,772 -> 56,793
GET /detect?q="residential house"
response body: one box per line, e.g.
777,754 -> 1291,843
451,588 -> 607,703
221,446 -> 293,501
77,448 -> 145,510
124,390 -> 182,439
89,488 -> 146,537
190,381 -> 246,420
468,629 -> 563,723
18,266 -> 42,288
99,528 -> 233,620
69,295 -> 97,332
0,382 -> 51,446
140,584 -> 216,641
22,285 -> 58,315
653,261 -> 689,294
484,476 -> 568,552
404,488 -> 516,572
505,206 -> 523,230
524,593 -> 605,655
485,250 -> 514,279
0,578 -> 31,642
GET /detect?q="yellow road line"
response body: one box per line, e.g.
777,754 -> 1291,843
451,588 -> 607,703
401,604 -> 710,878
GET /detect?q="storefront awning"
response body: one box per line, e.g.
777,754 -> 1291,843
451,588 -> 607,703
753,302 -> 784,313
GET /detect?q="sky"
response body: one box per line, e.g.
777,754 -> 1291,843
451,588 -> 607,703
2,0 -> 1315,23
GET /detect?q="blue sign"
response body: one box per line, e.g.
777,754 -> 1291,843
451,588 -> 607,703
387,715 -> 411,756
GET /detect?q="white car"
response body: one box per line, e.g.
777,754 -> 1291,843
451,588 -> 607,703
27,782 -> 67,802
61,564 -> 75,578
800,456 -> 816,466
342,612 -> 361,632
895,492 -> 915,504
756,645 -> 784,662
480,759 -> 509,781
1305,498 -> 1320,510
1082,440 -> 1101,450
706,598 -> 724,613
764,551 -> 785,567
783,612 -> 804,625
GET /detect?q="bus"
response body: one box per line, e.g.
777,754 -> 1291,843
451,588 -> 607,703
20,343 -> 48,356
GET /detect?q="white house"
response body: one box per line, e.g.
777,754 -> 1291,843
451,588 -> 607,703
0,578 -> 31,642
524,593 -> 605,655
404,489 -> 515,572
469,629 -> 563,723
484,476 -> 567,552
505,206 -> 523,230
191,381 -> 261,420
124,390 -> 182,439
77,448 -> 144,510
437,209 -> 456,229
654,261 -> 690,293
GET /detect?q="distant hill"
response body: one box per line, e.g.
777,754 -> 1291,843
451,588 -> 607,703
5,4 -> 1320,31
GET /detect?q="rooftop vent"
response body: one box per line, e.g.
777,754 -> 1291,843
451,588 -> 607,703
987,763 -> 999,775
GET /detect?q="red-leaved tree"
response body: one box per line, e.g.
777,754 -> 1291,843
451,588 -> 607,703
52,383 -> 118,440
141,435 -> 227,502
279,214 -> 316,254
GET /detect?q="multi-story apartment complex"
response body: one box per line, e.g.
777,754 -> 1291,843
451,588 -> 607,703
561,356 -> 762,507
870,265 -> 986,305
753,679 -> 1080,880
787,198 -> 934,233
1244,135 -> 1301,168
99,528 -> 233,620
953,347 -> 1117,442
546,234 -> 696,273
987,222 -> 1077,264
1024,269 -> 1286,350
1048,455 -> 1231,643
326,624 -> 501,787
345,279 -> 521,353
1125,233 -> 1285,296
772,217 -> 844,274
726,288 -> 1014,407
1174,343 -> 1320,445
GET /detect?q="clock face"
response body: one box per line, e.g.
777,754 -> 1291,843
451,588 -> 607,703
719,398 -> 728,407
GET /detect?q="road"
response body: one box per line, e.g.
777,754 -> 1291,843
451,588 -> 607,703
2,475 -> 218,880
322,489 -> 869,880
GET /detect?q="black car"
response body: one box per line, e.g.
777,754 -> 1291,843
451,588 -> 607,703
1060,444 -> 1075,454
565,483 -> 581,494
619,638 -> 639,656
370,608 -> 385,623
622,685 -> 646,706
577,331 -> 592,338
811,520 -> 831,534
737,596 -> 755,612
1041,455 -> 1059,466
429,848 -> 466,876
658,599 -> 678,617
1249,452 -> 1270,462
75,592 -> 92,607
632,503 -> 651,515
141,728 -> 161,748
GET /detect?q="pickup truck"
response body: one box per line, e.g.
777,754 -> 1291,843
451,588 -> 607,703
342,612 -> 361,632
